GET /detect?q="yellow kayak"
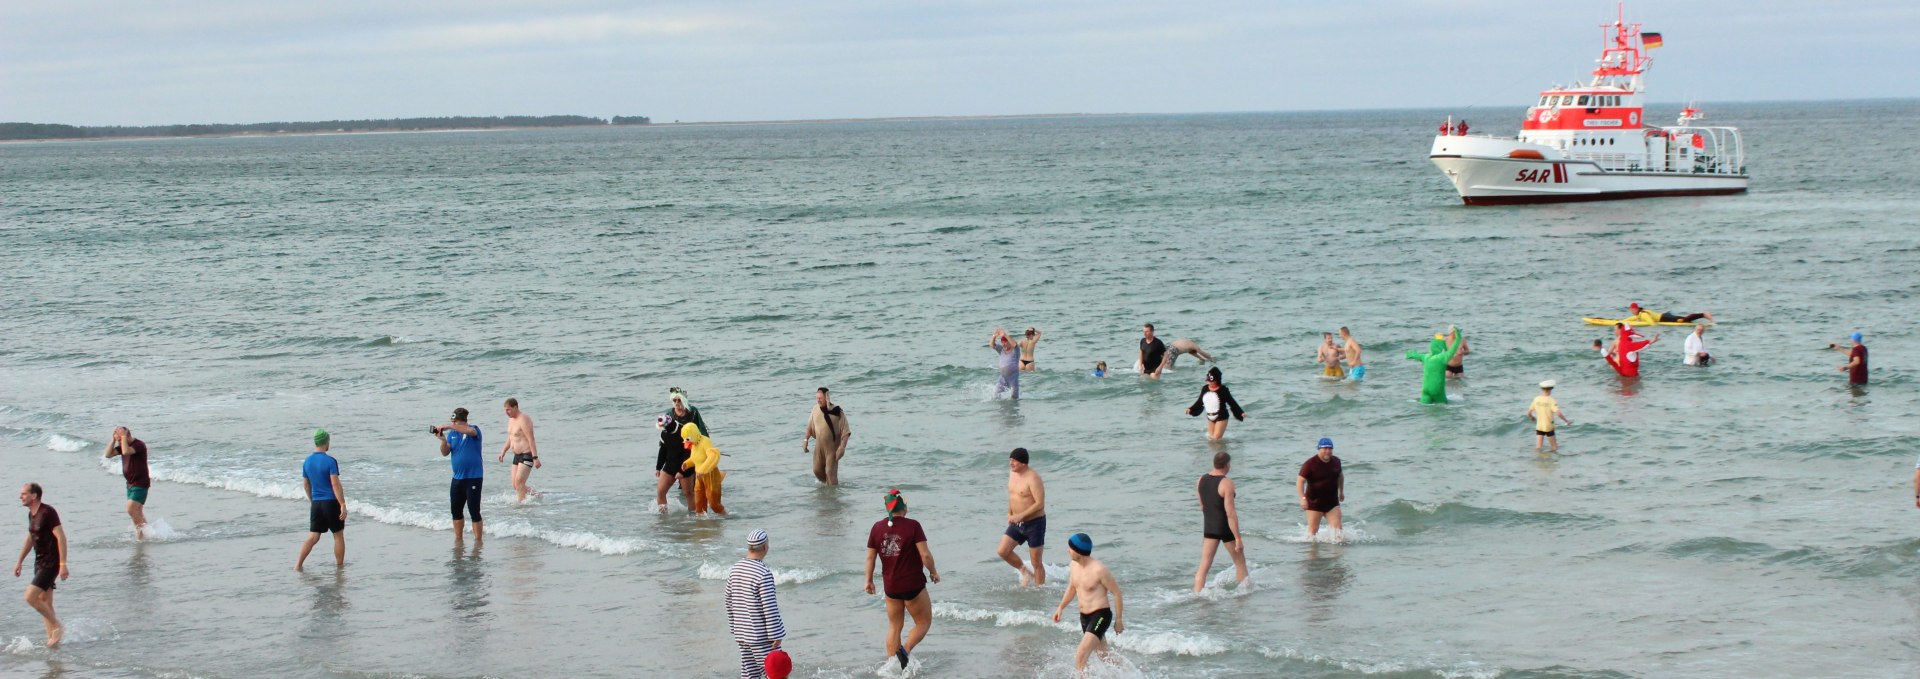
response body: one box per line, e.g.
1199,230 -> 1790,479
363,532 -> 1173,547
1583,317 -> 1706,327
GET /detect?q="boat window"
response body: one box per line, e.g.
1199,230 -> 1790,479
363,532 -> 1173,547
1577,95 -> 1589,106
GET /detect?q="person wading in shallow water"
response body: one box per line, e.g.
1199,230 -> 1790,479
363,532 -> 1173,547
803,387 -> 851,485
14,483 -> 68,647
866,490 -> 940,670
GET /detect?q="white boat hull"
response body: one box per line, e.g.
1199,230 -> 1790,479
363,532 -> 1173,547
1430,136 -> 1747,205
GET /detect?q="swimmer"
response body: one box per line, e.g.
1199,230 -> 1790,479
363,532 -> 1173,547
1137,324 -> 1167,379
1446,333 -> 1470,379
1627,302 -> 1711,324
1526,381 -> 1572,452
1317,333 -> 1343,378
495,398 -> 539,504
1296,438 -> 1344,541
1092,361 -> 1108,378
1339,327 -> 1365,381
1018,327 -> 1043,372
1051,533 -> 1125,673
1184,367 -> 1246,441
1192,452 -> 1247,591
992,328 -> 1021,399
1162,338 -> 1214,371
997,448 -> 1047,586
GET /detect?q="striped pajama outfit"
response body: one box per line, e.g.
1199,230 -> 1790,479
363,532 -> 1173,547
724,558 -> 786,679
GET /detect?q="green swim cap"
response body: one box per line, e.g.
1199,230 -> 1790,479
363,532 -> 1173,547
313,429 -> 330,447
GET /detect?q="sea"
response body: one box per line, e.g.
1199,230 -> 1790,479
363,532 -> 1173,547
1,100 -> 1917,679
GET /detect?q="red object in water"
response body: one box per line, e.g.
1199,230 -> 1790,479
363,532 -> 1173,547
765,649 -> 793,679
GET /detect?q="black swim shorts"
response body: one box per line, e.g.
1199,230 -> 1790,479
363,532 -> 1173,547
1079,608 -> 1113,638
1536,430 -> 1556,437
30,566 -> 56,592
1004,516 -> 1047,547
512,453 -> 536,466
886,587 -> 924,602
1446,364 -> 1464,375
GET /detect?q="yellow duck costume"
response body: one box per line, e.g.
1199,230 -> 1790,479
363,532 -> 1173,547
680,422 -> 727,515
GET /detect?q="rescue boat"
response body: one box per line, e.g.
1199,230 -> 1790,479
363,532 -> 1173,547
1429,8 -> 1748,205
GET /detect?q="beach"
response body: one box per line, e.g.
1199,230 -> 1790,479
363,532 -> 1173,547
1,101 -> 1918,678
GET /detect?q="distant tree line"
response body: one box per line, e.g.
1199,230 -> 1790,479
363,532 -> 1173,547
0,115 -> 650,140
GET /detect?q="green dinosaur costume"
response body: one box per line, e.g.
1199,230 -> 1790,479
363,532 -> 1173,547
1405,329 -> 1464,404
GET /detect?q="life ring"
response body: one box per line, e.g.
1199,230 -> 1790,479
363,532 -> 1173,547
1539,109 -> 1557,123
1629,111 -> 1639,125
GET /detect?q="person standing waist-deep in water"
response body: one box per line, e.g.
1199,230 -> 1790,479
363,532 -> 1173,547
803,387 -> 851,486
724,529 -> 785,679
1137,324 -> 1167,379
1018,327 -> 1043,372
1446,332 -> 1470,379
1831,332 -> 1868,385
1683,325 -> 1712,366
1051,533 -> 1124,673
1296,437 -> 1345,542
296,429 -> 346,571
996,448 -> 1047,587
1192,452 -> 1247,591
1339,326 -> 1365,381
1526,381 -> 1573,452
1317,333 -> 1344,378
655,389 -> 706,512
865,490 -> 940,670
992,328 -> 1021,399
102,426 -> 151,539
13,482 -> 67,647
496,398 -> 539,504
1185,367 -> 1246,441
433,407 -> 484,540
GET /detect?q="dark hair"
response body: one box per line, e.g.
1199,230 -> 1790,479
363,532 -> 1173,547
817,387 -> 829,394
1213,452 -> 1230,470
1010,447 -> 1030,464
1143,323 -> 1155,331
452,407 -> 469,422
504,397 -> 519,408
26,483 -> 42,499
1339,326 -> 1351,334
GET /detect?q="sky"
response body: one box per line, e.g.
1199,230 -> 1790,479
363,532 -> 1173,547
3,0 -> 1915,126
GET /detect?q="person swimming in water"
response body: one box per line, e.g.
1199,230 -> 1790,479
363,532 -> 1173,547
1092,361 -> 1107,378
1018,327 -> 1042,372
1162,338 -> 1214,371
1185,367 -> 1246,441
1317,333 -> 1343,378
992,328 -> 1020,399
1627,303 -> 1711,324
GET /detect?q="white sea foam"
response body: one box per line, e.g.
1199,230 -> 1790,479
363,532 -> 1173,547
46,434 -> 88,452
931,603 -> 1226,657
697,562 -> 831,585
3,637 -> 33,654
1274,524 -> 1379,544
137,517 -> 180,541
1258,646 -> 1503,679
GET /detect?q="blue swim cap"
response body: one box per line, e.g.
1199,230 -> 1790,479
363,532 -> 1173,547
1067,533 -> 1093,556
1317,437 -> 1334,449
1851,332 -> 1864,343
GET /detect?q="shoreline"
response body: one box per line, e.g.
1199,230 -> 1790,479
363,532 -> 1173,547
0,112 -> 1118,144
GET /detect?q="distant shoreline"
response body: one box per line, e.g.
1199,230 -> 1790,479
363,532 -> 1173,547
0,113 -> 1115,144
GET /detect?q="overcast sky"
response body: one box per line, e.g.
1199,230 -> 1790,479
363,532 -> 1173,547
3,1 -> 1914,126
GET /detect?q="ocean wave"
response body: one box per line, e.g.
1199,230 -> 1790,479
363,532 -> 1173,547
1257,646 -> 1503,679
696,562 -> 831,585
1369,500 -> 1605,535
47,433 -> 90,452
930,603 -> 1226,657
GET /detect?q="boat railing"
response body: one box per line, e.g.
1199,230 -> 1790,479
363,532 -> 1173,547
1659,126 -> 1745,175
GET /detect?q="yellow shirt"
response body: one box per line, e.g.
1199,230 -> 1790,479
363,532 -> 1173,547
1530,395 -> 1559,431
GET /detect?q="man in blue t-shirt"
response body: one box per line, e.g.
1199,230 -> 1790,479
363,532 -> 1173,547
297,429 -> 346,571
433,407 -> 485,539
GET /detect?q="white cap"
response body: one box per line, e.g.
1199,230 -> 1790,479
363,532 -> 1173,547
1539,380 -> 1557,389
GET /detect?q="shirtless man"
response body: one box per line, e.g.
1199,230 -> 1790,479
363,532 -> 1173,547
1446,334 -> 1470,380
996,448 -> 1047,587
1163,338 -> 1214,371
1316,333 -> 1343,378
1051,533 -> 1124,673
495,398 -> 539,504
1339,327 -> 1366,381
1018,327 -> 1043,372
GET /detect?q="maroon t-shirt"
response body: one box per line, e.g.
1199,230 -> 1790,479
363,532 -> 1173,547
1850,345 -> 1869,385
867,517 -> 928,595
28,505 -> 61,571
1298,454 -> 1343,511
120,438 -> 151,488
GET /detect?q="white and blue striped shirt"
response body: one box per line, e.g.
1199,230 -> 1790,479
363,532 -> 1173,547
723,558 -> 786,645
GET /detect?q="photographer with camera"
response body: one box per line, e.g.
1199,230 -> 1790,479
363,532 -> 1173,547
431,407 -> 484,540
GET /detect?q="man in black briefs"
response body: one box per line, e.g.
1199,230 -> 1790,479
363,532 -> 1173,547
1138,323 -> 1168,379
1052,532 -> 1124,672
1192,452 -> 1247,591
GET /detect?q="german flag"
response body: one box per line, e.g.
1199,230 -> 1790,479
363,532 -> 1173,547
1642,32 -> 1664,49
